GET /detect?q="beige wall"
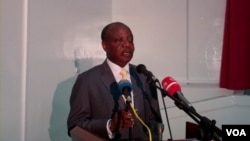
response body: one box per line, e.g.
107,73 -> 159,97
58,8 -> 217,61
1,0 -> 239,141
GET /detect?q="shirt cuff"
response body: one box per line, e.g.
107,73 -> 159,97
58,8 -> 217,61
106,119 -> 114,139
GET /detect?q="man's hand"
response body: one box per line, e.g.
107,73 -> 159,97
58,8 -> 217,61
110,110 -> 134,132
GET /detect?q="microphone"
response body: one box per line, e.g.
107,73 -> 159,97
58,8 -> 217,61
118,79 -> 132,103
161,76 -> 196,112
136,64 -> 158,82
118,79 -> 133,140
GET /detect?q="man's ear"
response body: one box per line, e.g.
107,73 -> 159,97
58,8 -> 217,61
102,41 -> 107,51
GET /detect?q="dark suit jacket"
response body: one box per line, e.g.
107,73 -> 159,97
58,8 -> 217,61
67,60 -> 162,140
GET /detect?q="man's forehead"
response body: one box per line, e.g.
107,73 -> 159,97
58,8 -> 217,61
107,25 -> 132,36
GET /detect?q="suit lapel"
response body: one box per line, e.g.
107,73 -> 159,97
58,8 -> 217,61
100,61 -> 122,110
100,61 -> 116,91
129,65 -> 144,111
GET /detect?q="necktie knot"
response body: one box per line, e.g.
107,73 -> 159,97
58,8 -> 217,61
120,68 -> 128,80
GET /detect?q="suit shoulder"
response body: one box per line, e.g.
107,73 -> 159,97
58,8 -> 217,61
129,64 -> 136,68
77,64 -> 103,79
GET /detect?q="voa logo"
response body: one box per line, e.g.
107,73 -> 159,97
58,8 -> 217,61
226,129 -> 246,136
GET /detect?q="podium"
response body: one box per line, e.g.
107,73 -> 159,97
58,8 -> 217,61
185,121 -> 200,139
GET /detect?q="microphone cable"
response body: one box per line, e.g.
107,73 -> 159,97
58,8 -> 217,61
136,64 -> 173,140
122,95 -> 152,141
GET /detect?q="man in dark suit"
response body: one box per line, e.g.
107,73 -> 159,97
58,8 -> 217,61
67,22 -> 163,141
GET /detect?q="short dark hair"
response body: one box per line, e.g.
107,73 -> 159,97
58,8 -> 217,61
101,22 -> 130,41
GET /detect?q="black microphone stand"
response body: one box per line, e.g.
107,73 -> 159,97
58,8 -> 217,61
148,81 -> 222,141
147,79 -> 173,141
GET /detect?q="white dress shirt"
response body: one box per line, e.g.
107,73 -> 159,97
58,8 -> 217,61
106,59 -> 134,105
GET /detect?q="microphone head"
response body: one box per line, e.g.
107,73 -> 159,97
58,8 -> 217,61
161,76 -> 181,96
136,64 -> 146,74
136,64 -> 154,78
118,79 -> 132,95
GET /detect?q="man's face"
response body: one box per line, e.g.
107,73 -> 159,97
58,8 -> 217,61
102,25 -> 134,67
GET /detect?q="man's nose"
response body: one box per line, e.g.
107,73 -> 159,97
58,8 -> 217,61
121,39 -> 133,47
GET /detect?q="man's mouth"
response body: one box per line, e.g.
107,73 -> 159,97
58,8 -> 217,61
122,52 -> 132,57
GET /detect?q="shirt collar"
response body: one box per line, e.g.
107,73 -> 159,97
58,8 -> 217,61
106,59 -> 129,72
106,59 -> 130,82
